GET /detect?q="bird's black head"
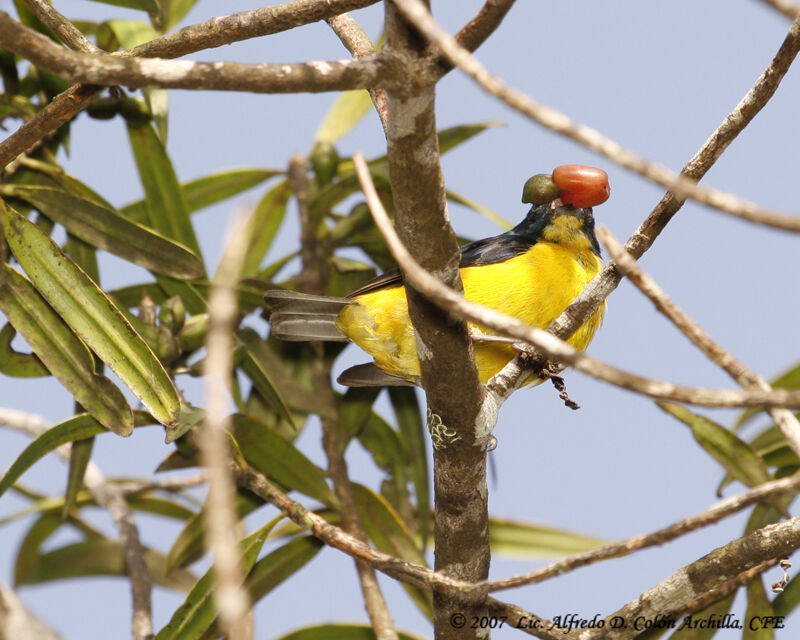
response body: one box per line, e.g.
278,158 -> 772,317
512,202 -> 601,256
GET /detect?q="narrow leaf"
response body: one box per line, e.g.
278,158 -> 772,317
127,121 -> 202,256
232,414 -> 338,509
657,403 -> 772,490
156,520 -> 278,640
2,205 -> 181,427
315,90 -> 373,144
3,185 -> 204,279
735,361 -> 800,430
0,263 -> 132,434
63,436 -> 94,518
447,189 -> 512,230
274,625 -> 428,640
0,412 -> 154,499
241,180 -> 291,277
489,519 -> 606,557
0,322 -> 49,377
86,0 -> 160,14
744,577 -> 775,640
237,330 -> 297,428
248,535 -> 323,603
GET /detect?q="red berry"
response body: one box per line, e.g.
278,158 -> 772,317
551,165 -> 610,208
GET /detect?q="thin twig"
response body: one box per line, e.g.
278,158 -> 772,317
391,0 -> 800,231
482,472 -> 800,592
351,153 -> 800,414
201,214 -> 253,640
0,408 -> 153,640
325,13 -> 389,132
22,0 -> 100,53
0,14 -> 388,95
759,0 -> 800,19
598,227 -> 800,459
450,0 -> 516,61
117,472 -> 209,496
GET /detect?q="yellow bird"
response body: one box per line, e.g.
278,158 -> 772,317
265,165 -> 608,388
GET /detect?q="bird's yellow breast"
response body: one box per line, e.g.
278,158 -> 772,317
335,241 -> 604,384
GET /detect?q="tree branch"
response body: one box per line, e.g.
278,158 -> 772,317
22,0 -> 100,53
391,0 -> 800,230
325,13 -> 389,133
598,227 -> 800,459
450,0 -> 516,60
758,0 -> 800,20
0,13 -> 388,94
383,5 -> 490,638
579,517 -> 800,640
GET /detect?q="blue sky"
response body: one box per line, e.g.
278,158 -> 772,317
1,1 -> 799,638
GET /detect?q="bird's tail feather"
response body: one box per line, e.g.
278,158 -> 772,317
264,289 -> 351,342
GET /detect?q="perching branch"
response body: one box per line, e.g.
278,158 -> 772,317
200,215 -> 252,640
449,0 -> 517,66
598,227 -> 800,459
758,0 -> 800,20
352,153 -> 800,413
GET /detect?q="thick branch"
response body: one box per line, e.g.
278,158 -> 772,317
578,517 -> 800,640
0,13 -> 387,94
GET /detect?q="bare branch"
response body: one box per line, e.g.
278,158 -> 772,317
483,472 -> 800,592
0,583 -> 64,640
759,0 -> 800,20
121,0 -> 381,60
578,517 -> 800,640
0,13 -> 387,94
326,13 -> 389,132
452,0 -> 516,56
352,153 -> 800,412
0,408 -> 153,640
22,0 -> 100,53
598,227 -> 800,458
391,0 -> 800,230
200,214 -> 253,640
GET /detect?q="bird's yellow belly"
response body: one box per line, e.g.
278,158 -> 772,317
335,242 -> 604,384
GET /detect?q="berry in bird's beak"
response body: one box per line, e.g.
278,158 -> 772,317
522,173 -> 561,205
551,164 -> 610,208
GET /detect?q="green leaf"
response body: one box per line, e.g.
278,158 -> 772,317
772,571 -> 800,616
0,412 -> 155,500
122,168 -> 281,224
86,0 -> 160,14
127,121 -> 202,256
164,0 -> 198,30
489,519 -> 606,557
2,204 -> 181,427
389,387 -> 430,547
144,88 -> 169,143
438,121 -> 504,154
167,490 -> 262,571
274,625 -> 428,640
657,403 -> 772,491
734,361 -> 800,430
63,436 -> 94,518
447,189 -> 512,230
351,484 -> 431,619
16,539 -> 195,592
744,577 -> 775,640
315,90 -> 373,144
340,387 -> 381,444
0,322 -> 49,377
99,19 -> 157,50
3,185 -> 204,279
241,180 -> 292,277
156,519 -> 278,640
248,535 -> 323,603
0,263 -> 133,434
237,330 -> 298,428
232,414 -> 338,509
